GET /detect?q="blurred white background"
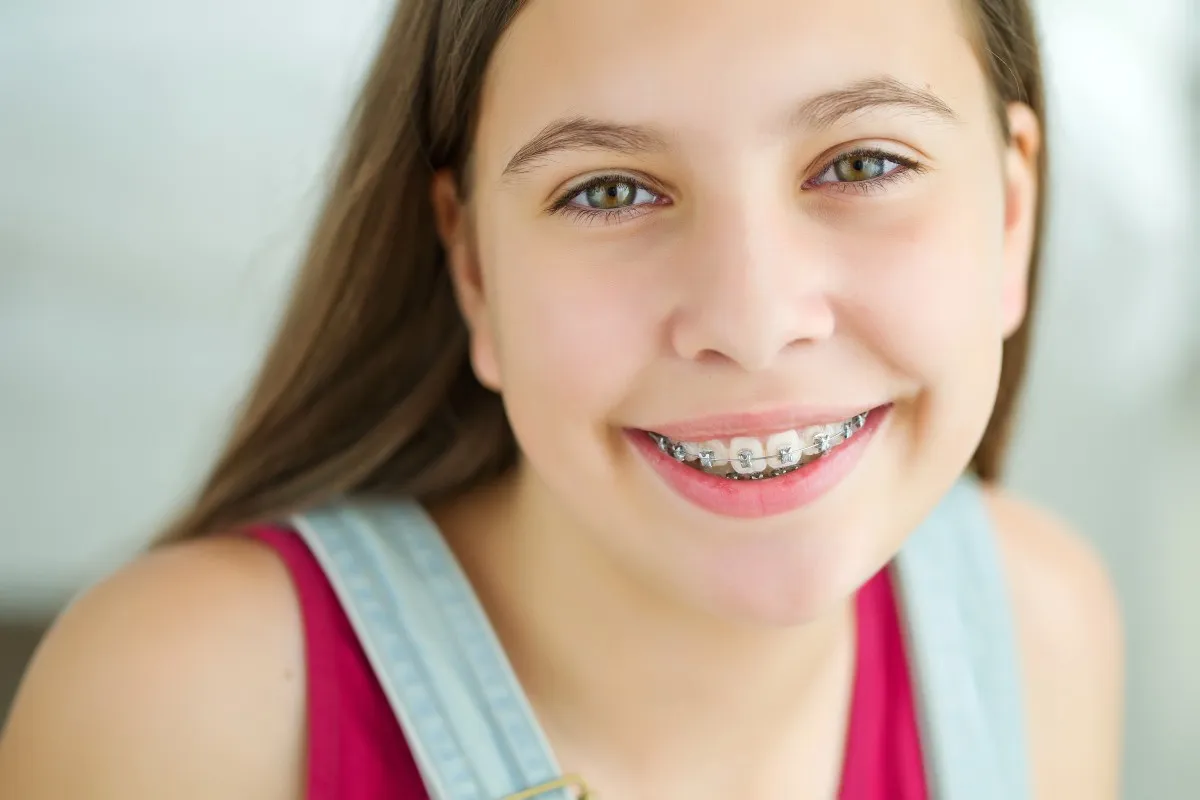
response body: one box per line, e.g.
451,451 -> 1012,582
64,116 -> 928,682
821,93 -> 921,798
1,0 -> 1197,795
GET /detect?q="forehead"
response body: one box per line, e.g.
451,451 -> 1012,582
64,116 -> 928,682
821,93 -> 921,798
476,0 -> 989,167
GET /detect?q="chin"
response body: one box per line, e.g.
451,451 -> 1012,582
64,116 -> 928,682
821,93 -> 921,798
649,502 -> 894,628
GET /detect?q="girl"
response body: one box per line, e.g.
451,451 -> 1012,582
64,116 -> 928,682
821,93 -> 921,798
0,0 -> 1122,797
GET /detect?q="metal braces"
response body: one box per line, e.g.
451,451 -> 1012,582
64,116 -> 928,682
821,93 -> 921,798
650,412 -> 868,472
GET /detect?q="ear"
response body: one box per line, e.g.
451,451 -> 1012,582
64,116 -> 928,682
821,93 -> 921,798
431,170 -> 503,391
999,102 -> 1042,338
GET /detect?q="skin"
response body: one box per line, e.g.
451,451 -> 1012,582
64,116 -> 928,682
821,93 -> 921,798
0,0 -> 1122,797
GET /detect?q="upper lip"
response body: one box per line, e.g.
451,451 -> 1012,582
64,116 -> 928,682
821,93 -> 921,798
640,404 -> 884,441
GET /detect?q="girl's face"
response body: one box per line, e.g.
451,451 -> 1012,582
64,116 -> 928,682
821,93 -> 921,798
438,0 -> 1039,624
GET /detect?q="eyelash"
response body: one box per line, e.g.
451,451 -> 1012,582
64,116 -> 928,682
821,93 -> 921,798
547,147 -> 925,224
806,147 -> 925,194
547,173 -> 664,226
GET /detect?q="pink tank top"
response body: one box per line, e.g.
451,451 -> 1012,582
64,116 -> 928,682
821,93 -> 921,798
251,526 -> 927,799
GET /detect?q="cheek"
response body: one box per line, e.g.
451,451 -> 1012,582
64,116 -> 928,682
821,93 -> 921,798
842,189 -> 1007,383
831,188 -> 1008,485
482,227 -> 663,432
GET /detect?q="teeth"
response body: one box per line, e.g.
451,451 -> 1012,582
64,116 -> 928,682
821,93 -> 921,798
766,429 -> 803,469
650,409 -> 870,479
798,425 -> 826,458
800,422 -> 848,461
729,437 -> 765,475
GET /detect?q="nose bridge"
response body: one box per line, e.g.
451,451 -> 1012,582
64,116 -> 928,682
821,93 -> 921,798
670,192 -> 833,370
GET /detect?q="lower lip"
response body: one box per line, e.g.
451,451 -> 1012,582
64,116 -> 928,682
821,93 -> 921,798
626,406 -> 890,519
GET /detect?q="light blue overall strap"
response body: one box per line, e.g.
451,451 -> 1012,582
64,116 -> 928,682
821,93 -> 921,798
290,499 -> 572,800
892,475 -> 1032,799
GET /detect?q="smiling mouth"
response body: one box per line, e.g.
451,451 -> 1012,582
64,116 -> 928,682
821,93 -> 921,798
644,409 -> 871,481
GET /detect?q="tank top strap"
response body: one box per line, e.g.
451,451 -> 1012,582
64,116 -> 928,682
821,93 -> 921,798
292,474 -> 1029,800
290,500 -> 574,800
892,474 -> 1032,799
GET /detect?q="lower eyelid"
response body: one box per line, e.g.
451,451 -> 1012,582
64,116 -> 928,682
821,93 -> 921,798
814,168 -> 919,195
557,205 -> 653,225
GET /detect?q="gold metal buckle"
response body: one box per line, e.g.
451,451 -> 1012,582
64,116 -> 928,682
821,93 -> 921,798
501,774 -> 594,800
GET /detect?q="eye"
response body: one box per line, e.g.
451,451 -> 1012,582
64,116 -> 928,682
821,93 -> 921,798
576,178 -> 657,210
550,174 -> 666,221
807,148 -> 923,193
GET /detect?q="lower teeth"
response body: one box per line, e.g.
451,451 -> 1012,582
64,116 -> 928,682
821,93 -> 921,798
726,465 -> 801,481
713,462 -> 806,481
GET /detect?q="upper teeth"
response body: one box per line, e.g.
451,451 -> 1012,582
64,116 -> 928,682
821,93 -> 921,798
652,412 -> 868,476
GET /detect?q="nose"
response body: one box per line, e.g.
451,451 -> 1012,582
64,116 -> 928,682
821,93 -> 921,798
668,200 -> 835,372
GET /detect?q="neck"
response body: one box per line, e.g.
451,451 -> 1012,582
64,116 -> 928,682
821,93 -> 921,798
432,467 -> 857,793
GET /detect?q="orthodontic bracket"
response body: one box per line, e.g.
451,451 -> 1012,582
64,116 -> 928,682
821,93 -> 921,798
651,411 -> 868,470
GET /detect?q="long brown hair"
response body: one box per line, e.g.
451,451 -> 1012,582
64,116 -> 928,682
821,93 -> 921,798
160,0 -> 1047,542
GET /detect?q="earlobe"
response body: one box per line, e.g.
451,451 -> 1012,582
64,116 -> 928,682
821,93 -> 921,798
1001,102 -> 1042,339
430,170 -> 503,391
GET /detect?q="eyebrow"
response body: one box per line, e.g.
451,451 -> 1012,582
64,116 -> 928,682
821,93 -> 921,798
501,116 -> 669,180
793,76 -> 958,131
500,75 -> 957,179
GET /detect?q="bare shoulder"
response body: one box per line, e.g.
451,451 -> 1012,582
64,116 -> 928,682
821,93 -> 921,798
982,485 -> 1124,800
0,535 -> 307,800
